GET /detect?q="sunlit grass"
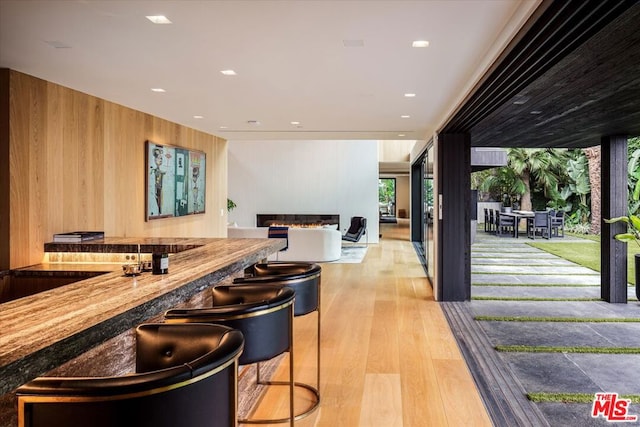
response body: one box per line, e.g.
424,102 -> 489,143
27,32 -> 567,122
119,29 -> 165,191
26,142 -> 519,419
528,392 -> 640,404
475,316 -> 640,322
528,233 -> 640,285
496,345 -> 640,354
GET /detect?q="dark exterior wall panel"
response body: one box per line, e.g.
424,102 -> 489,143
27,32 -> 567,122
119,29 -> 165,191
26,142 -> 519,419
601,135 -> 628,303
437,133 -> 471,301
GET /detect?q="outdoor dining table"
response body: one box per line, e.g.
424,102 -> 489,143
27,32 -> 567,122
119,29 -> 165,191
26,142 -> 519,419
499,210 -> 534,238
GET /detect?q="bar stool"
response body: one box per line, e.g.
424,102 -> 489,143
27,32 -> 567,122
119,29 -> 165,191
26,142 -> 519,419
165,284 -> 296,426
234,262 -> 321,420
16,323 -> 244,427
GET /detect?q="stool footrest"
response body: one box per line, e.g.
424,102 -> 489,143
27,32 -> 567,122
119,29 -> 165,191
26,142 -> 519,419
239,381 -> 320,424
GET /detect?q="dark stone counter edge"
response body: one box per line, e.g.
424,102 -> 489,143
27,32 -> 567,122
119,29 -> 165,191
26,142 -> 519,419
11,270 -> 110,278
0,244 -> 274,396
43,242 -> 203,253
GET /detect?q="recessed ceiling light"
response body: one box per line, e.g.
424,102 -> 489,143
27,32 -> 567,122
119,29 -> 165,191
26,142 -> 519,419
44,40 -> 72,49
401,115 -> 410,118
150,88 -> 166,92
220,70 -> 237,76
398,134 -> 406,137
146,15 -> 172,24
412,40 -> 429,48
343,39 -> 364,48
404,93 -> 416,98
290,121 -> 300,125
219,126 -> 228,129
193,115 -> 203,119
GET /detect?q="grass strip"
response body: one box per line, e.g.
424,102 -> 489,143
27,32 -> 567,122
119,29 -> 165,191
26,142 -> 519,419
472,271 -> 599,276
471,251 -> 557,261
527,392 -> 640,404
472,296 -> 601,302
496,345 -> 640,354
471,251 -> 544,254
475,316 -> 640,323
471,263 -> 574,267
472,283 -> 598,287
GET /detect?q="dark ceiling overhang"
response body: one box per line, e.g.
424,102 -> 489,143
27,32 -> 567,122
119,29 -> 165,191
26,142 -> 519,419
441,0 -> 640,149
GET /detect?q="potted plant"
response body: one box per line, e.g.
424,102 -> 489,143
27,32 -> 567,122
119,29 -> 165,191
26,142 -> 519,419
226,199 -> 238,227
502,193 -> 513,213
604,214 -> 640,299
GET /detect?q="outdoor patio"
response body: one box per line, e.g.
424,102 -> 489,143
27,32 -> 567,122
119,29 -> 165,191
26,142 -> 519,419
443,231 -> 640,426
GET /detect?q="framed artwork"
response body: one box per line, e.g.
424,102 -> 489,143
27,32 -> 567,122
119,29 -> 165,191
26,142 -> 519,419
146,140 -> 206,221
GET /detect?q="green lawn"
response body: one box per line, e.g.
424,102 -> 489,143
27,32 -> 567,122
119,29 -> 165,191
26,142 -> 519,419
527,233 -> 640,285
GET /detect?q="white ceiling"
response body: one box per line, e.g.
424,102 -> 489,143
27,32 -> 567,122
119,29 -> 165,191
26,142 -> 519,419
0,0 -> 539,141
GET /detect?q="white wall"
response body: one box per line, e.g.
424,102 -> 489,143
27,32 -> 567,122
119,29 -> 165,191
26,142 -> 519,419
228,140 -> 379,243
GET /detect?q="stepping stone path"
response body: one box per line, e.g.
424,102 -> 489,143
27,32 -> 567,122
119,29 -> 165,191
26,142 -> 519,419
460,232 -> 640,426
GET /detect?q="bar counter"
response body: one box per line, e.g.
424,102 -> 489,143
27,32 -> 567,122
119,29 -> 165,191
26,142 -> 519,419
0,237 -> 285,395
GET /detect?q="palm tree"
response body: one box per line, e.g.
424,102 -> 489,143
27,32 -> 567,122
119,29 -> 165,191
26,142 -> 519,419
477,166 -> 523,207
583,146 -> 601,233
507,148 -> 567,211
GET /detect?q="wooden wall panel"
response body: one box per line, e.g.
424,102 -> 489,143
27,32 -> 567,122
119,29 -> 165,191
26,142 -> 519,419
9,71 -> 35,268
0,70 -> 9,271
27,74 -> 49,265
45,82 -> 65,238
8,70 -> 227,269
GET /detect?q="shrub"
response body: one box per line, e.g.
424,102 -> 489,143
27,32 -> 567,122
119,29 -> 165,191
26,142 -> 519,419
565,222 -> 592,234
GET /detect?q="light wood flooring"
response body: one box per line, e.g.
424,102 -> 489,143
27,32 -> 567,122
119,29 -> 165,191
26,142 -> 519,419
247,219 -> 493,426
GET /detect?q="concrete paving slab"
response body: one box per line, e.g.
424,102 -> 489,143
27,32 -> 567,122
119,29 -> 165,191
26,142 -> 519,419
472,265 -> 600,275
503,352 -> 601,392
590,323 -> 640,346
478,321 -> 640,347
536,402 -> 640,427
472,246 -> 546,253
471,285 -> 603,299
472,252 -> 558,258
462,231 -> 640,427
472,258 -> 577,266
469,301 -> 640,319
503,352 -> 640,394
474,233 -> 592,244
473,241 -> 540,246
473,274 -> 602,285
577,354 -> 640,393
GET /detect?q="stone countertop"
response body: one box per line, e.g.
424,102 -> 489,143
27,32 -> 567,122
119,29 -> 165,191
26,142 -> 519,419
0,237 -> 285,395
12,263 -> 122,276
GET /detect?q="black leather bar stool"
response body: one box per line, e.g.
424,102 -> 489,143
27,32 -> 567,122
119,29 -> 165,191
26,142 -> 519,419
16,323 -> 244,427
233,261 -> 321,420
165,284 -> 296,426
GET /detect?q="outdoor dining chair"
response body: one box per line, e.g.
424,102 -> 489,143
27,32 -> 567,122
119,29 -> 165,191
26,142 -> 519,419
527,211 -> 551,239
496,212 -> 516,237
550,210 -> 565,237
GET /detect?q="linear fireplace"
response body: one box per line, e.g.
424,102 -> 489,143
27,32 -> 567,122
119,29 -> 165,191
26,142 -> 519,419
256,214 -> 339,227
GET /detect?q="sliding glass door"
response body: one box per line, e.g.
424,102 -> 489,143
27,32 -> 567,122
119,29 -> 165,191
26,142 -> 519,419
423,146 -> 435,284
